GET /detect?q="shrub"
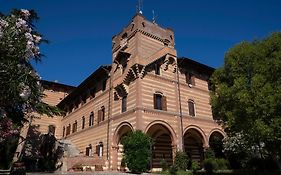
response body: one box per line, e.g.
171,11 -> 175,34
191,160 -> 199,174
169,165 -> 178,175
160,159 -> 168,171
203,158 -> 218,175
121,130 -> 152,173
205,148 -> 215,159
216,158 -> 229,170
174,151 -> 189,170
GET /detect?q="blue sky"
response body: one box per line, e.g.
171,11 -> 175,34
1,0 -> 281,86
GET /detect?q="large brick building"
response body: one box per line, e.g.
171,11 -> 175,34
18,13 -> 224,171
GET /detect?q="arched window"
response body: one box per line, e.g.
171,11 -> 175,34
72,120 -> 77,133
153,92 -> 167,111
188,99 -> 196,117
62,126 -> 65,137
82,116 -> 85,129
48,125 -> 56,135
86,144 -> 92,156
98,106 -> 105,124
89,112 -> 94,126
185,72 -> 195,86
96,142 -> 103,158
66,124 -> 71,136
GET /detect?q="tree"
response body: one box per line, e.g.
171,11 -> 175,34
121,130 -> 152,173
0,9 -> 61,168
210,32 -> 281,167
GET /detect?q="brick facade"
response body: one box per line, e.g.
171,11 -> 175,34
22,13 -> 224,171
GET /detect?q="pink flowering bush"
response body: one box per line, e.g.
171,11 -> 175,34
0,9 -> 43,119
0,9 -> 61,124
0,9 -> 61,169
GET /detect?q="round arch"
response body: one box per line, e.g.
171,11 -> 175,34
112,121 -> 134,171
113,121 -> 134,146
183,125 -> 208,146
145,120 -> 177,144
145,120 -> 177,169
183,125 -> 207,167
208,128 -> 225,141
208,129 -> 225,158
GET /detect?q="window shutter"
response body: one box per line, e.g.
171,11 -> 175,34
89,116 -> 91,126
89,113 -> 92,126
96,145 -> 99,155
62,127 -> 65,137
162,96 -> 167,111
102,108 -> 105,121
92,114 -> 94,126
66,126 -> 68,136
188,101 -> 195,116
153,94 -> 157,109
98,110 -> 102,123
86,147 -> 90,156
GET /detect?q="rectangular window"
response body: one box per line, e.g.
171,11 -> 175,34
98,107 -> 105,123
121,96 -> 127,113
86,147 -> 90,156
89,112 -> 94,126
82,116 -> 85,129
72,121 -> 77,133
155,64 -> 161,75
154,94 -> 167,111
188,100 -> 195,117
96,142 -> 103,157
66,124 -> 71,136
156,95 -> 162,110
186,72 -> 195,86
48,125 -> 56,135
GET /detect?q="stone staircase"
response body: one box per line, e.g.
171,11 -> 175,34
57,139 -> 106,172
58,139 -> 80,157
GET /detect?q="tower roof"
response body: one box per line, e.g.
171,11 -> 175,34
112,13 -> 175,53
